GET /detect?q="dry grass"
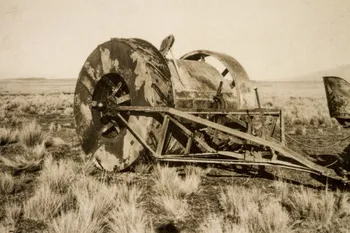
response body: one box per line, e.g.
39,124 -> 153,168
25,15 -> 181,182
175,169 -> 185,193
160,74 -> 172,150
108,183 -> 151,233
49,122 -> 62,133
2,94 -> 73,116
45,137 -> 65,148
39,155 -> 77,193
71,177 -> 116,219
0,145 -> 46,173
0,223 -> 13,233
152,165 -> 203,220
23,183 -> 65,221
19,120 -> 45,148
153,164 -> 202,198
200,215 -> 249,233
3,203 -> 22,227
48,176 -> 149,233
219,185 -> 293,233
0,127 -> 18,146
49,201 -> 106,233
134,163 -> 152,174
283,186 -> 350,230
0,172 -> 18,195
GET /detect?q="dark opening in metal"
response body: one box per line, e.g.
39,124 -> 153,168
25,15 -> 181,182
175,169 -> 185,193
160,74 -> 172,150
92,73 -> 131,139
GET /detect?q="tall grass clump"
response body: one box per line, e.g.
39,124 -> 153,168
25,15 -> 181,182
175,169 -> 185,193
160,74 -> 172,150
39,155 -> 77,193
152,165 -> 204,220
283,187 -> 350,230
0,128 -> 18,146
23,183 -> 65,221
19,120 -> 45,148
200,214 -> 249,233
48,177 -> 114,233
108,183 -> 151,233
0,144 -> 46,173
4,203 -> 22,227
219,185 -> 293,233
0,172 -> 24,195
153,164 -> 202,198
49,199 -> 105,233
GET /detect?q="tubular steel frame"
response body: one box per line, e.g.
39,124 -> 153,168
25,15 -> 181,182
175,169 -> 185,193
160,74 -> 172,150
101,103 -> 347,183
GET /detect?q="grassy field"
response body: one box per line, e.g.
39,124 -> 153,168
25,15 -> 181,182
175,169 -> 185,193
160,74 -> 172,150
0,79 -> 349,233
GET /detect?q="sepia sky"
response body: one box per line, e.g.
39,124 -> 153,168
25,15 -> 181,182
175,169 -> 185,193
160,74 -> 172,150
0,0 -> 349,80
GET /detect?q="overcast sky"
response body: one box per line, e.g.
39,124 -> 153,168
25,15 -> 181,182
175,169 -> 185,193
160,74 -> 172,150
0,0 -> 349,80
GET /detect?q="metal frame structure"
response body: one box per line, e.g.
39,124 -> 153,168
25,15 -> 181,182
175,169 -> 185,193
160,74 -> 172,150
95,96 -> 347,183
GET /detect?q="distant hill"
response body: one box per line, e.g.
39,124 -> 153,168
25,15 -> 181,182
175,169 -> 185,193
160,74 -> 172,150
12,77 -> 47,80
290,64 -> 350,82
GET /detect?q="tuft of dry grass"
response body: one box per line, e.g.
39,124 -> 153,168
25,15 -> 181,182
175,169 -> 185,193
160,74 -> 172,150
71,177 -> 117,219
134,163 -> 152,174
4,203 -> 22,227
63,107 -> 73,116
0,128 -> 18,146
45,137 -> 65,148
49,122 -> 62,133
0,223 -> 13,233
49,201 -> 105,233
153,164 -> 202,198
219,185 -> 293,233
200,214 -> 249,233
39,155 -> 77,193
19,120 -> 45,148
23,183 -> 65,221
151,165 -> 204,220
0,172 -> 17,195
108,183 -> 151,233
49,176 -> 149,233
219,186 -> 263,218
153,193 -> 189,220
283,187 -> 350,230
0,145 -> 46,173
0,172 -> 25,195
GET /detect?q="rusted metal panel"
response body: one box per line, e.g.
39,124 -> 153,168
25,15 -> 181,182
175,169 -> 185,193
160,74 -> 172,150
168,59 -> 239,110
323,76 -> 350,127
181,50 -> 257,109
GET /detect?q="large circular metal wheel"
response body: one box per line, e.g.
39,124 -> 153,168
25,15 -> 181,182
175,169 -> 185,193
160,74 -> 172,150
74,38 -> 173,171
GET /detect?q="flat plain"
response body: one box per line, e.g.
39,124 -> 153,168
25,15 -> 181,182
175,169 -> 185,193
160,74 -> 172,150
0,78 -> 349,233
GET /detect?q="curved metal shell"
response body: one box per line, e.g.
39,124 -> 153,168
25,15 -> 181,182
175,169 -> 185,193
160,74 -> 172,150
180,50 -> 256,109
323,76 -> 350,127
74,38 -> 173,171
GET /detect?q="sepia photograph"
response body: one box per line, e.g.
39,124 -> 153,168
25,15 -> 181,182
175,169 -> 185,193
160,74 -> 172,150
0,0 -> 350,232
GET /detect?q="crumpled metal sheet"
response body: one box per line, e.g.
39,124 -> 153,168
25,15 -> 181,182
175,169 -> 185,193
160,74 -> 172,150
74,38 -> 173,171
180,50 -> 257,109
323,76 -> 350,127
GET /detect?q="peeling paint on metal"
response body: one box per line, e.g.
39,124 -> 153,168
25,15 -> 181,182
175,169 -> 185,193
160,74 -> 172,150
80,76 -> 94,94
100,47 -> 112,74
84,62 -> 96,80
80,103 -> 92,123
131,51 -> 158,105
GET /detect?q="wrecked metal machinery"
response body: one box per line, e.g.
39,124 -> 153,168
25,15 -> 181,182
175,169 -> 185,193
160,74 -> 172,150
324,76 -> 350,128
323,76 -> 350,174
73,35 -> 348,183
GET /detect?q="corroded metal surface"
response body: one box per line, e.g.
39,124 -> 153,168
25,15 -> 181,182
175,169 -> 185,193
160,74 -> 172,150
75,37 -> 258,171
181,50 -> 257,109
323,76 -> 350,127
168,59 -> 240,109
74,38 -> 173,171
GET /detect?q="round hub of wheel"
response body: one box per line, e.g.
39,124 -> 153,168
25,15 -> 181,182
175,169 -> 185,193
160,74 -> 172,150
92,73 -> 131,139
